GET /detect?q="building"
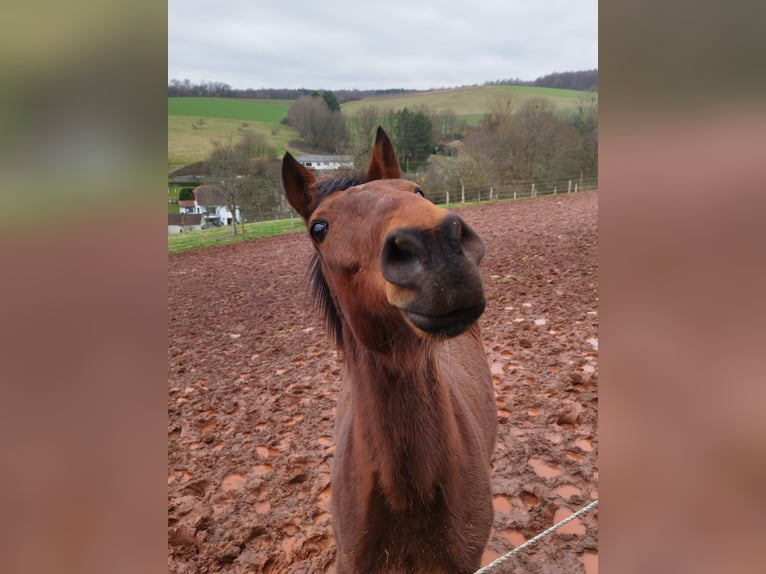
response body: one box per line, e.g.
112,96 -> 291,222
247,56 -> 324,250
168,213 -> 204,234
295,155 -> 353,171
178,185 -> 241,228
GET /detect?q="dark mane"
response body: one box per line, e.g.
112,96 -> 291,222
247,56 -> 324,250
309,173 -> 369,348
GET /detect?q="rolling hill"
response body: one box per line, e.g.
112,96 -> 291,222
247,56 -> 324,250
168,85 -> 596,170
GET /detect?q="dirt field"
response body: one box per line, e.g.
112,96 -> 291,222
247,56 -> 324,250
168,191 -> 598,573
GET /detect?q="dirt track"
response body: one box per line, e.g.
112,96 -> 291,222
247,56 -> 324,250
168,191 -> 598,573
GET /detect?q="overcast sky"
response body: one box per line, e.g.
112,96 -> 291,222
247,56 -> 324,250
168,0 -> 597,91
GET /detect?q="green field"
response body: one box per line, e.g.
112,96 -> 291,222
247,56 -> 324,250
168,98 -> 292,122
168,217 -> 305,254
168,97 -> 299,169
168,85 -> 596,168
168,116 -> 298,168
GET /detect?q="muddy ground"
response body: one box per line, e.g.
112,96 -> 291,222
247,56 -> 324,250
168,191 -> 598,573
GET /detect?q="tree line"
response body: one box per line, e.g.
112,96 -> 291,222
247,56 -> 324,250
168,70 -> 597,101
485,69 -> 598,92
168,79 -> 416,103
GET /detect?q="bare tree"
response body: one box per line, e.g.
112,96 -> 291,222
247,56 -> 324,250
206,130 -> 278,236
285,95 -> 346,152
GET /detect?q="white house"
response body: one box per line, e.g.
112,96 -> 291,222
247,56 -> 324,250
295,155 -> 353,171
179,185 -> 242,227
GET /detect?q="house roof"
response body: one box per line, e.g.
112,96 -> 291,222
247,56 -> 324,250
193,185 -> 228,206
168,213 -> 203,226
178,200 -> 196,208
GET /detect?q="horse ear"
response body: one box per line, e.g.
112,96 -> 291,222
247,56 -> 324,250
282,152 -> 317,220
367,127 -> 402,181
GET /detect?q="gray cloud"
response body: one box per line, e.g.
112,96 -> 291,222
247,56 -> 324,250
169,0 -> 597,90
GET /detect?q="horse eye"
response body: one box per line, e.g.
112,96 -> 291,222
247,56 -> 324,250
414,188 -> 425,198
310,220 -> 329,242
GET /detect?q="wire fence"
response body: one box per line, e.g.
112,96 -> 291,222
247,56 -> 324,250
426,175 -> 599,206
234,174 -> 598,229
474,499 -> 599,573
169,173 -> 598,239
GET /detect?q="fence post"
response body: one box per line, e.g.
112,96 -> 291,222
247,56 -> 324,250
489,186 -> 493,200
531,183 -> 535,197
513,190 -> 517,200
445,191 -> 449,205
568,180 -> 572,193
554,185 -> 557,195
575,183 -> 578,193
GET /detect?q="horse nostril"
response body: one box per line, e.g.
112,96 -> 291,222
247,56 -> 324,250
381,230 -> 425,288
443,214 -> 485,264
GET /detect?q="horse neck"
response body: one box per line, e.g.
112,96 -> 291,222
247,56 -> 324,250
342,332 -> 459,511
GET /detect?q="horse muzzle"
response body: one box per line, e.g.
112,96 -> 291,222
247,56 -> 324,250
381,212 -> 487,338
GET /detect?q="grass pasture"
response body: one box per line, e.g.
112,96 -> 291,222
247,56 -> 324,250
168,116 -> 298,168
168,217 -> 305,254
341,85 -> 594,125
168,97 -> 299,169
168,97 -> 291,122
168,85 -> 596,167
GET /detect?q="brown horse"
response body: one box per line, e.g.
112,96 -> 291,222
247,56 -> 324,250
282,128 -> 496,573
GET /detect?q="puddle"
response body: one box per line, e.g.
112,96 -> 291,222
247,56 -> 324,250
519,491 -> 539,506
575,438 -> 594,451
221,473 -> 246,492
545,433 -> 563,444
501,530 -> 526,546
529,457 -> 562,478
286,414 -> 303,426
582,550 -> 598,574
252,464 -> 272,476
480,548 -> 502,566
493,495 -> 512,514
255,445 -> 280,457
552,508 -> 586,535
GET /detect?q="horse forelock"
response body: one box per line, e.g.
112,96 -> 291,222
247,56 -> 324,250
313,174 -> 369,203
